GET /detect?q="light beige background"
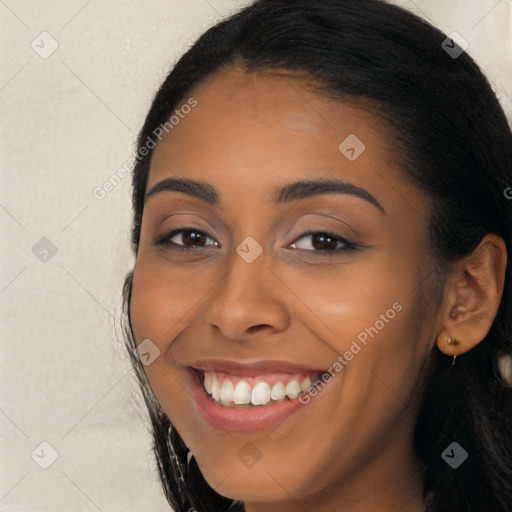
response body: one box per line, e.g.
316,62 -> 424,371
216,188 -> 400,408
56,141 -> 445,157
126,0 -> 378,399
1,1 -> 510,511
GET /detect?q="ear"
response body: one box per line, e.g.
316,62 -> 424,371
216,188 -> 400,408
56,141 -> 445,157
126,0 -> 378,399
435,234 -> 507,356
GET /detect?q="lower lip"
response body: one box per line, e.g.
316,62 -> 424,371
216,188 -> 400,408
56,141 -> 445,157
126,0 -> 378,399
187,368 -> 317,433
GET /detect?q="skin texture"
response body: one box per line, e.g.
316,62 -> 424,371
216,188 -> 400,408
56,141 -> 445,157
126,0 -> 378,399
129,67 -> 507,512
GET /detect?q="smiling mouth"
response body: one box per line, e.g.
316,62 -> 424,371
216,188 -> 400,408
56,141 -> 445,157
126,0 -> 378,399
187,361 -> 333,432
193,369 -> 325,407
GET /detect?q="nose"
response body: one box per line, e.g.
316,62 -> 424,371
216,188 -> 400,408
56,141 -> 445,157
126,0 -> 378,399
202,247 -> 290,341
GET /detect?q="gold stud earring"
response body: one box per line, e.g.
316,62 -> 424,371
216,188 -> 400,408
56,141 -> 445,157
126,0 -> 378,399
446,336 -> 459,347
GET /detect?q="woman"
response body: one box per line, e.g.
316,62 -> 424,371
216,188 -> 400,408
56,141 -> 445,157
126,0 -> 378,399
121,0 -> 512,510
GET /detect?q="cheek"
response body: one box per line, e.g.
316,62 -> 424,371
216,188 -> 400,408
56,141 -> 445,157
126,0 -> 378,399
130,270 -> 164,346
273,258 -> 433,450
130,258 -> 206,347
129,263 -> 202,430
275,252 -> 419,348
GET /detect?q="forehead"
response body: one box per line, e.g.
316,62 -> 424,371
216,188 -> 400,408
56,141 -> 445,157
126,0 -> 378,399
167,67 -> 386,147
146,66 -> 426,220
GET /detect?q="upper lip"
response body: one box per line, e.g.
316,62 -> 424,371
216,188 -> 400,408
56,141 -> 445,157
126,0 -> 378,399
189,358 -> 325,377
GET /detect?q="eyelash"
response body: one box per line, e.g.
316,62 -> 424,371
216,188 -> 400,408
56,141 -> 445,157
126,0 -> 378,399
153,227 -> 362,256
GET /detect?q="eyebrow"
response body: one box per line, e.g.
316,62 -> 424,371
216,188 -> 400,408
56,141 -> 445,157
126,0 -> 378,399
145,177 -> 386,213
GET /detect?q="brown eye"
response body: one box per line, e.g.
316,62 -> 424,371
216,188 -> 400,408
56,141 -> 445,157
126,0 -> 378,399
310,233 -> 339,251
154,228 -> 219,250
289,230 -> 360,255
179,230 -> 208,248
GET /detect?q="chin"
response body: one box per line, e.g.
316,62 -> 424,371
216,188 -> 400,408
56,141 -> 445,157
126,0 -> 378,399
198,459 -> 314,503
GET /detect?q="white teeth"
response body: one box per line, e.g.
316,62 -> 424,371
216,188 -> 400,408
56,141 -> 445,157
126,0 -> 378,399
251,382 -> 271,405
211,377 -> 221,402
286,381 -> 301,399
234,381 -> 251,404
271,382 -> 286,401
220,380 -> 234,402
204,372 -> 213,394
202,372 -> 319,407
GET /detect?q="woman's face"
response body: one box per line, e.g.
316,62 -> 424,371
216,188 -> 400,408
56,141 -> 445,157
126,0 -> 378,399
130,68 -> 439,508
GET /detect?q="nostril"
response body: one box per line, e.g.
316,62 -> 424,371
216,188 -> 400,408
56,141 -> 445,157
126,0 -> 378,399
247,324 -> 270,334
